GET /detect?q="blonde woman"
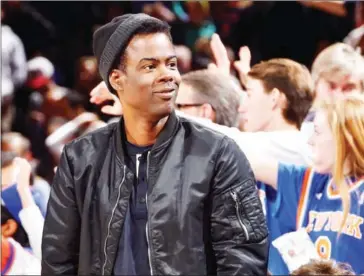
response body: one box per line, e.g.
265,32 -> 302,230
301,42 -> 364,145
249,93 -> 364,274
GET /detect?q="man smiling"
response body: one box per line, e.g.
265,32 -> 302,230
41,14 -> 268,275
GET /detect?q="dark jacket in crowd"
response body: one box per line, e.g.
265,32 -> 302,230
41,111 -> 269,275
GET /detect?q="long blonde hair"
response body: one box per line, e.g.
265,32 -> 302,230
317,93 -> 364,231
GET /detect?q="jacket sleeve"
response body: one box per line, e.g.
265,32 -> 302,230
210,137 -> 269,275
41,145 -> 80,275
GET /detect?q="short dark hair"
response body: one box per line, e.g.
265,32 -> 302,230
291,259 -> 355,275
248,58 -> 314,128
1,205 -> 30,247
113,20 -> 172,72
1,205 -> 13,225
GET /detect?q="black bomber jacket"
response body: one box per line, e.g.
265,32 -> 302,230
41,111 -> 269,275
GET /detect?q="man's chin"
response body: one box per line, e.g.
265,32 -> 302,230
242,123 -> 255,132
149,105 -> 174,121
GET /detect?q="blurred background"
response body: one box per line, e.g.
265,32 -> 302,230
2,1 -> 362,88
1,1 -> 364,274
2,0 -> 363,207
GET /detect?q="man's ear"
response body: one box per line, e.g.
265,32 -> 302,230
109,69 -> 125,92
271,88 -> 286,110
200,103 -> 216,122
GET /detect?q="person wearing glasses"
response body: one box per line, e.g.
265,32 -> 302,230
175,69 -> 241,127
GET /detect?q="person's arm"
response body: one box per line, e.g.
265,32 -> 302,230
244,154 -> 312,231
19,205 -> 44,259
177,110 -> 300,184
176,109 -> 265,154
41,145 -> 80,275
14,158 -> 45,260
45,112 -> 105,160
176,109 -> 244,142
246,151 -> 280,189
209,137 -> 268,275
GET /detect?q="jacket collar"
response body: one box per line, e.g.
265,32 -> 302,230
114,111 -> 179,165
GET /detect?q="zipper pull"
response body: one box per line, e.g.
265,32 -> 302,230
230,191 -> 239,206
230,190 -> 250,242
230,191 -> 237,201
136,153 -> 142,179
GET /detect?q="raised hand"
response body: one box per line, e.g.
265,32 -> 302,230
89,81 -> 123,116
234,46 -> 252,86
208,33 -> 252,87
143,2 -> 176,22
13,157 -> 35,209
208,33 -> 231,76
13,157 -> 32,190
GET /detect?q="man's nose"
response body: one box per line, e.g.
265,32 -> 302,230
240,100 -> 249,114
238,104 -> 245,113
157,66 -> 174,83
307,134 -> 314,147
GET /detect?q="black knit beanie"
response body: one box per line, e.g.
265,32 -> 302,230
93,13 -> 165,93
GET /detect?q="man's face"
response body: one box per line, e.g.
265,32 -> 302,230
116,32 -> 181,120
315,74 -> 362,100
175,82 -> 204,118
240,77 -> 274,132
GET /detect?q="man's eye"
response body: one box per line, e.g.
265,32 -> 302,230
169,62 -> 177,67
342,84 -> 356,92
144,65 -> 156,70
329,82 -> 337,90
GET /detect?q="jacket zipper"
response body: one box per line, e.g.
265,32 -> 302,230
102,165 -> 126,275
136,153 -> 141,179
146,151 -> 154,275
230,191 -> 250,242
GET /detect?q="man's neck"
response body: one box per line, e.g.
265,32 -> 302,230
123,113 -> 169,146
264,116 -> 298,132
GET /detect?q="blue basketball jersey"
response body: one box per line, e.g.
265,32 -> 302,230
275,163 -> 364,274
258,181 -> 294,275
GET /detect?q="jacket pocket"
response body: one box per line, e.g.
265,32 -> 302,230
228,182 -> 268,244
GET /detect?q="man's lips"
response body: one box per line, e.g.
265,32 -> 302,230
153,87 -> 176,94
153,87 -> 177,100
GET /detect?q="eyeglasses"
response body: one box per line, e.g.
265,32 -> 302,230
175,103 -> 204,109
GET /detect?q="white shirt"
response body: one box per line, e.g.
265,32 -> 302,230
2,205 -> 43,275
19,204 -> 44,259
176,111 -> 313,166
2,238 -> 41,275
